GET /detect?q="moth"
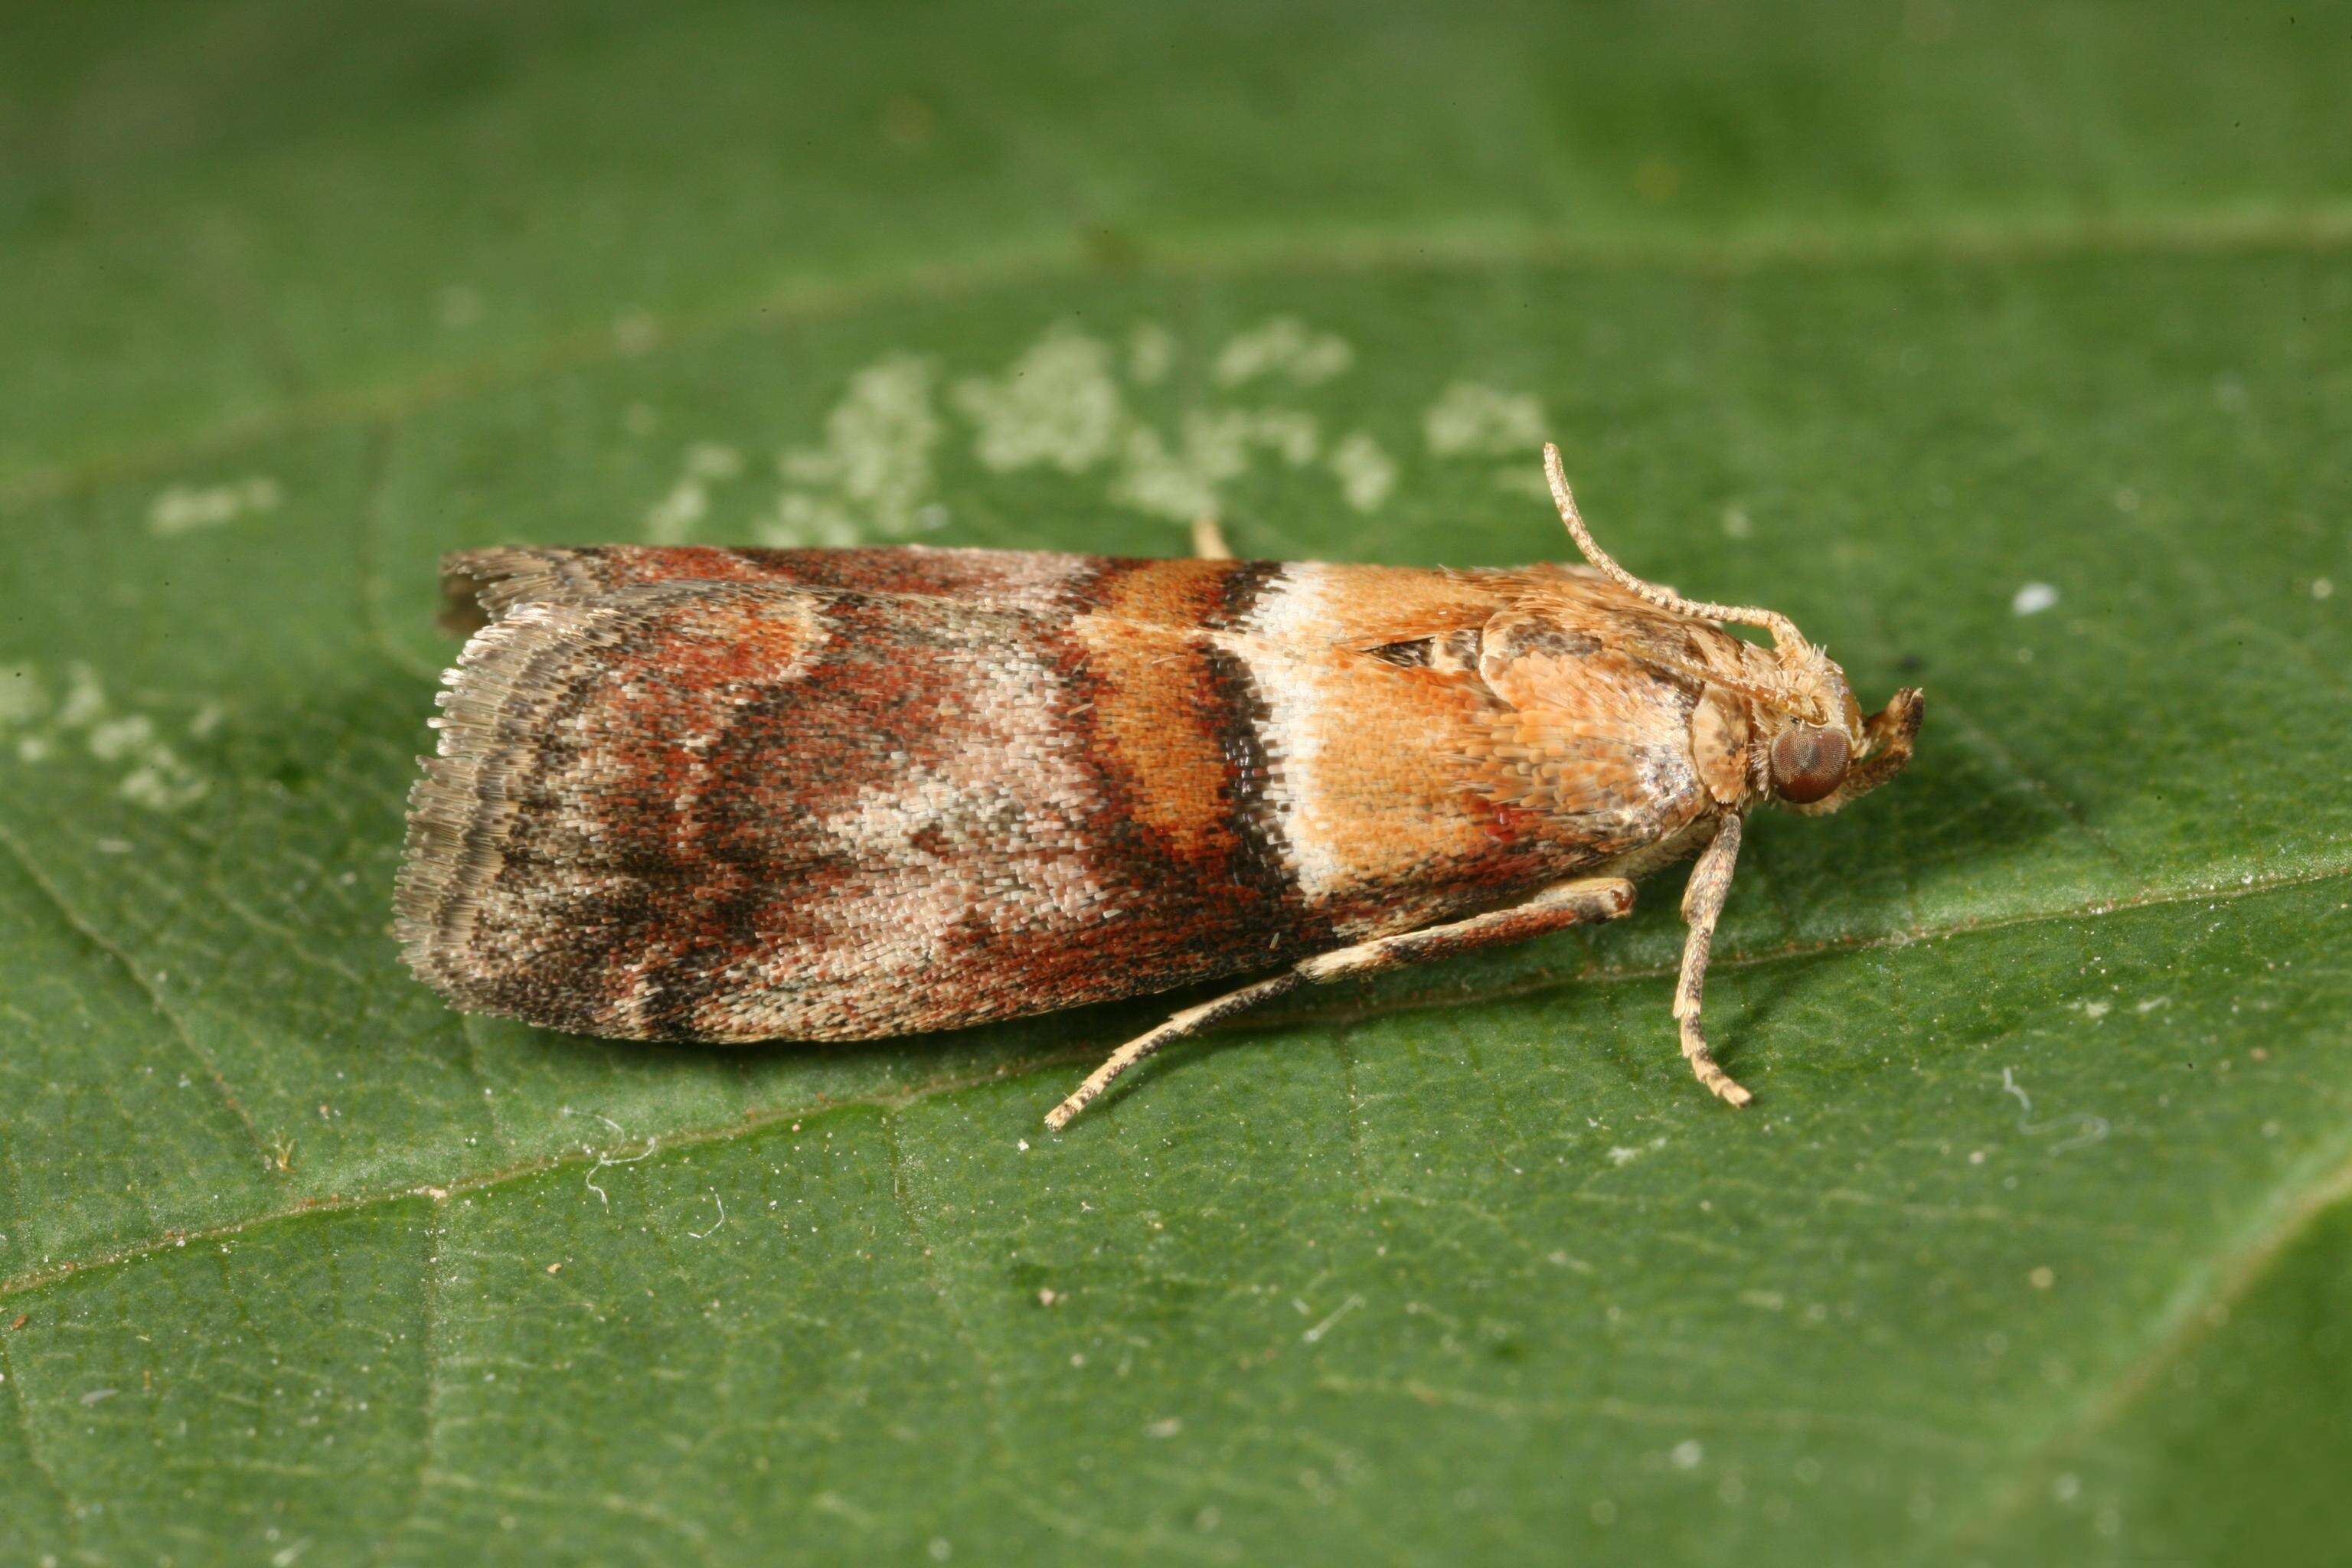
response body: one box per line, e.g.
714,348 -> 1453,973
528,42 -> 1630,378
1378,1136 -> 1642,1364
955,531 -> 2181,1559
397,445 -> 1921,1129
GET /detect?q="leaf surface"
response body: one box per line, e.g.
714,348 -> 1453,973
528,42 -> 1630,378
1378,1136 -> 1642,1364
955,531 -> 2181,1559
3,5 -> 2349,1563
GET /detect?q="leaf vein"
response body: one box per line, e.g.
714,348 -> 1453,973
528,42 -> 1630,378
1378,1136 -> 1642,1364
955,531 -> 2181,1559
1941,1131 -> 2352,1552
0,867 -> 2344,1305
0,818 -> 282,1181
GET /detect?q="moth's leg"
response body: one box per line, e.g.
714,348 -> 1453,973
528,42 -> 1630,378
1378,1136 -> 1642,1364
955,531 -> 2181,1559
1044,877 -> 1635,1130
1044,971 -> 1305,1132
1673,813 -> 1753,1106
1191,514 -> 1234,560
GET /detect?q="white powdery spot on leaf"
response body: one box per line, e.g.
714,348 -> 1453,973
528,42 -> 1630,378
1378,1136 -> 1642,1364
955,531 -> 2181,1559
55,663 -> 106,728
1246,409 -> 1321,466
0,665 -> 46,728
119,762 -> 208,812
148,477 -> 283,537
765,354 -> 944,546
1328,432 -> 1397,511
87,714 -> 157,763
2011,582 -> 2060,616
684,443 -> 743,481
644,443 -> 748,543
764,495 -> 867,549
1424,382 -> 1546,457
1214,317 -> 1354,387
1113,427 -> 1223,521
954,328 -> 1126,474
4,662 -> 210,808
642,481 -> 709,544
1489,462 -> 1557,500
1111,410 -> 1321,521
1128,322 -> 1175,385
1187,408 -> 1319,471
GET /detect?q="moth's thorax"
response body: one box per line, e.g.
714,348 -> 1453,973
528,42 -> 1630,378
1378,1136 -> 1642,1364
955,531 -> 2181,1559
1481,579 -> 1878,815
1449,570 -> 1772,821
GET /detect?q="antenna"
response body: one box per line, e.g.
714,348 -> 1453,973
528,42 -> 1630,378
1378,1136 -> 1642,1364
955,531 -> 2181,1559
1542,444 -> 1807,652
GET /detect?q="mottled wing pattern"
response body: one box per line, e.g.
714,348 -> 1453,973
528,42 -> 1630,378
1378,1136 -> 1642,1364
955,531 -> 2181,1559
397,547 -> 1721,1041
436,544 -> 1148,635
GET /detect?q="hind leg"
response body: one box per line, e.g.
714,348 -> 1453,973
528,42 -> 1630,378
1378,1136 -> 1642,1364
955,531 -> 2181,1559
1044,877 -> 1637,1129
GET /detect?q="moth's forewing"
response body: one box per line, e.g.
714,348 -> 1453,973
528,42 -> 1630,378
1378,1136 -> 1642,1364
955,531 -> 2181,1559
400,549 -> 1738,1044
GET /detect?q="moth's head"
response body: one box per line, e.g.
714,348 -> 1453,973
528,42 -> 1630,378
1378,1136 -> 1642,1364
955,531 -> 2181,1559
1745,645 -> 1923,815
1539,443 -> 1924,815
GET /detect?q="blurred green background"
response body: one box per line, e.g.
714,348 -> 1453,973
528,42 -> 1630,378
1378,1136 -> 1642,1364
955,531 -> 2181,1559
2,3 -> 2348,1564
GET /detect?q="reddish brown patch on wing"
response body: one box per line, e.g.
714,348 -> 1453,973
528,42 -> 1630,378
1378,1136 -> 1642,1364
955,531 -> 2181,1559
1073,560 -> 1259,872
405,564 -> 1341,1043
1080,554 -> 1248,628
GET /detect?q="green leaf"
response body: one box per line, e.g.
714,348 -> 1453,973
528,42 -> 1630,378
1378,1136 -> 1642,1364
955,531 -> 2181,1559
4,5 -> 2348,1563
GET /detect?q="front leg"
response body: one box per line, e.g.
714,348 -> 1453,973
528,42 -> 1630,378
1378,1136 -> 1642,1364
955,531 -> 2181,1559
1044,876 -> 1636,1129
1673,812 -> 1751,1106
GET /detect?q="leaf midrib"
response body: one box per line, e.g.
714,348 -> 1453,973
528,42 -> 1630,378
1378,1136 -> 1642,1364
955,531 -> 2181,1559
3,857 -> 2342,1305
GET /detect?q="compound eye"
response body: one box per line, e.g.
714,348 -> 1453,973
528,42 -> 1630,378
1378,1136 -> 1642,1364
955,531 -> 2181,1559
1769,724 -> 1850,804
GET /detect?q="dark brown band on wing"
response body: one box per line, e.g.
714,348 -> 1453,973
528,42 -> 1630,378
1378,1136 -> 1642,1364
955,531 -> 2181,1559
1199,639 -> 1312,923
